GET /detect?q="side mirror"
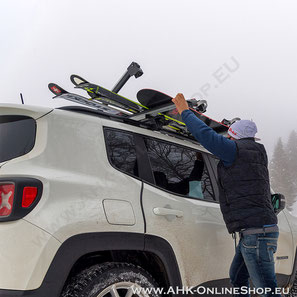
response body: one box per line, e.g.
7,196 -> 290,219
271,193 -> 286,215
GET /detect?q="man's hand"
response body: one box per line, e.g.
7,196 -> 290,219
172,93 -> 189,115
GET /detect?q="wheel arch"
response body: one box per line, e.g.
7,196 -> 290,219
287,246 -> 297,288
0,232 -> 182,297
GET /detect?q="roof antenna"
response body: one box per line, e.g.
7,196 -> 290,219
20,93 -> 24,104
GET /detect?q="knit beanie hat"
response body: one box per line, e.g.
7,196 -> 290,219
228,120 -> 259,140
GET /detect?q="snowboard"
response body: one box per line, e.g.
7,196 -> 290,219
48,83 -> 128,116
136,89 -> 231,134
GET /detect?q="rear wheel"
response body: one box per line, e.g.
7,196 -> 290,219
285,279 -> 297,296
61,262 -> 160,297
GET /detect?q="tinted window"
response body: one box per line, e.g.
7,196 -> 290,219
209,156 -> 220,179
105,129 -> 138,177
145,138 -> 215,200
0,116 -> 36,163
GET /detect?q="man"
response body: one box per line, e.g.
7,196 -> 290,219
172,93 -> 280,297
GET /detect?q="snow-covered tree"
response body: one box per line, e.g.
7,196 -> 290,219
286,130 -> 297,207
269,137 -> 294,210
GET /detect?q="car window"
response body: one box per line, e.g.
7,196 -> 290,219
144,138 -> 215,201
104,129 -> 138,177
209,156 -> 220,180
0,115 -> 36,163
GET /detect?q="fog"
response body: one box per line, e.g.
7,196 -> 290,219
1,0 -> 296,156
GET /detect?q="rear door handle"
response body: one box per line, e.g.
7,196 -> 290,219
153,207 -> 184,218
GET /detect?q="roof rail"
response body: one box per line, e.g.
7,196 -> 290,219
57,106 -> 199,145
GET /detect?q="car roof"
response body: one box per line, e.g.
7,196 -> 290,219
57,106 -> 211,154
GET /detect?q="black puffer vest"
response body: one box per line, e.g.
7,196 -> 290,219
217,138 -> 277,234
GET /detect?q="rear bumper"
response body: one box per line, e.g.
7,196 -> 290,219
0,219 -> 60,291
0,289 -> 44,297
0,289 -> 57,297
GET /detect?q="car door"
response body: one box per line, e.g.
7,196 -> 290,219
140,135 -> 234,289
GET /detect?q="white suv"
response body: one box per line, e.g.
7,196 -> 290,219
0,103 -> 297,297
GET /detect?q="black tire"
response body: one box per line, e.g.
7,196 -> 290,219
285,274 -> 297,297
61,262 -> 161,297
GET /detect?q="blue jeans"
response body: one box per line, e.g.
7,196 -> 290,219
229,231 -> 281,297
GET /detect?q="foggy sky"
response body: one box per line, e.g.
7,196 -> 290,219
1,0 -> 296,157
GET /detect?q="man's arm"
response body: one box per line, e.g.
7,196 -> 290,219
182,110 -> 236,166
171,93 -> 236,166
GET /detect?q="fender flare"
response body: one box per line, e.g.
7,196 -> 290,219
287,247 -> 297,287
0,232 -> 182,297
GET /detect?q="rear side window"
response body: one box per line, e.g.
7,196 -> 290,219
145,138 -> 215,201
104,129 -> 138,177
0,116 -> 36,163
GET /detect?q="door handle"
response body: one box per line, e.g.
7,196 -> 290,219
153,207 -> 184,218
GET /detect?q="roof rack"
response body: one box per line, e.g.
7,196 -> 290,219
50,61 -> 232,146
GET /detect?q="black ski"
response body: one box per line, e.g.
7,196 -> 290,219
70,75 -> 144,113
48,83 -> 128,116
69,75 -> 190,130
48,83 -> 186,134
